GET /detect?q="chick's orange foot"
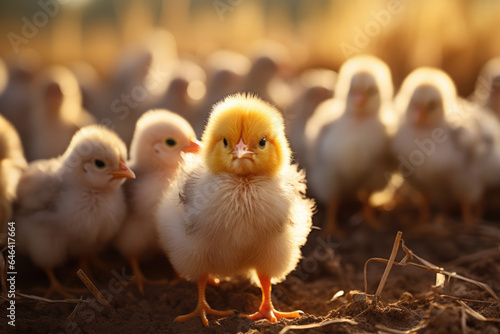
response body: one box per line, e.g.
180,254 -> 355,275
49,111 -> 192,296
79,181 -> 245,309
124,256 -> 168,294
245,304 -> 304,323
175,276 -> 235,326
244,274 -> 304,323
176,300 -> 235,327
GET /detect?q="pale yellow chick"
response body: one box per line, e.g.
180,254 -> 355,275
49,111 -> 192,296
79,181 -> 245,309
114,109 -> 200,293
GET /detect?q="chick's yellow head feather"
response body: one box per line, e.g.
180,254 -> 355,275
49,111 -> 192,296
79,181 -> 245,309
202,94 -> 290,176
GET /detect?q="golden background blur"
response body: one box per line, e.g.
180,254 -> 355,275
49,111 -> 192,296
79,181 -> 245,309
0,0 -> 499,96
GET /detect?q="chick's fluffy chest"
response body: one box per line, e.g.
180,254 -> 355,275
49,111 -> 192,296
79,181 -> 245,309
180,169 -> 293,274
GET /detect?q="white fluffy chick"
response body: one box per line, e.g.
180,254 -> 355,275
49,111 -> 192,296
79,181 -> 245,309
306,55 -> 394,236
114,109 -> 200,293
0,115 -> 27,240
156,94 -> 314,326
28,66 -> 96,161
15,125 -> 135,297
392,68 -> 483,227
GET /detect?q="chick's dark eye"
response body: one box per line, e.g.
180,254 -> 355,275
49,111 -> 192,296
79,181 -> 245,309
259,136 -> 266,148
94,159 -> 106,169
165,138 -> 177,147
223,138 -> 228,148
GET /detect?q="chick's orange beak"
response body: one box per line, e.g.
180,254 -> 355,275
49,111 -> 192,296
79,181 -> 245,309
181,139 -> 201,153
233,138 -> 254,159
109,159 -> 135,180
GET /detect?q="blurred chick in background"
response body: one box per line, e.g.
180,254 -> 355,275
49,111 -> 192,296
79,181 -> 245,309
15,126 -> 135,297
285,69 -> 336,167
100,46 -> 154,146
69,61 -> 105,117
194,50 -> 251,136
156,94 -> 314,326
146,59 -> 206,125
0,115 -> 27,239
28,66 -> 96,161
114,109 -> 200,293
471,58 -> 500,118
0,52 -> 40,155
392,68 -> 483,227
242,41 -> 293,110
306,55 -> 394,236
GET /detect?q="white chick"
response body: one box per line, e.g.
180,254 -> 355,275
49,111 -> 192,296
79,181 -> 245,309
0,115 -> 27,240
28,66 -> 96,161
15,125 -> 135,297
392,68 -> 483,227
114,109 -> 200,293
156,94 -> 314,326
306,55 -> 394,236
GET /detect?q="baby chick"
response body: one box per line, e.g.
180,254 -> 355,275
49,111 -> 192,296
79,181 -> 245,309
285,69 -> 336,167
194,50 -> 250,136
156,94 -> 314,326
15,125 -> 135,297
392,68 -> 483,227
28,66 -> 96,161
305,55 -> 394,236
0,115 -> 27,239
114,109 -> 200,293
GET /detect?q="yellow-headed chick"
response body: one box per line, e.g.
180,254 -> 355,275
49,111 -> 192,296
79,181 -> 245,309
0,115 -> 27,238
156,94 -> 314,326
114,109 -> 200,293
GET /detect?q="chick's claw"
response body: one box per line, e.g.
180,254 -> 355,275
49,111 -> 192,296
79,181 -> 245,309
245,306 -> 304,323
175,276 -> 235,326
176,300 -> 235,327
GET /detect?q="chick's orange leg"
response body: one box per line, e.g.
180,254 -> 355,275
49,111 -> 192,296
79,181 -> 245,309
245,274 -> 304,323
176,276 -> 234,327
360,190 -> 383,230
322,197 -> 343,238
126,256 -> 168,294
43,268 -> 85,298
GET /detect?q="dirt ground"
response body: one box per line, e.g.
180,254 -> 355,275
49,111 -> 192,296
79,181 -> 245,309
1,201 -> 500,334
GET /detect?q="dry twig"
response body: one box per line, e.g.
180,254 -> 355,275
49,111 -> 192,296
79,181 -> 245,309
76,269 -> 109,307
375,231 -> 402,298
278,318 -> 358,334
